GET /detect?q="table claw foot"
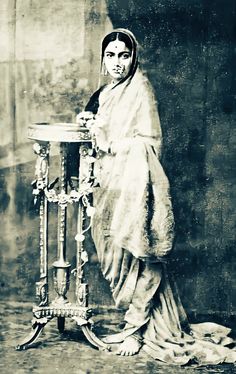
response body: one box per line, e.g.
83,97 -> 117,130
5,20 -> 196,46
81,325 -> 111,352
15,317 -> 50,351
72,316 -> 110,351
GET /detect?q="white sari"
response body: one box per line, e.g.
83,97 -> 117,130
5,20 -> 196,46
90,58 -> 236,366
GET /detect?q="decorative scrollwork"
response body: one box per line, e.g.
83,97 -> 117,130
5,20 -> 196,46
36,279 -> 48,307
31,142 -> 50,204
17,124 -> 109,352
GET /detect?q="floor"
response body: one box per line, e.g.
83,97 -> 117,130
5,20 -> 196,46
0,301 -> 235,374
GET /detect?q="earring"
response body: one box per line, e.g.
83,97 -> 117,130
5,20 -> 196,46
101,62 -> 108,76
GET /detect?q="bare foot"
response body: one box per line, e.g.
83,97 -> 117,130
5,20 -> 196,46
116,335 -> 142,356
102,331 -> 127,344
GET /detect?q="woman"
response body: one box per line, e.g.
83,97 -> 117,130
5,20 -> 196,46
78,29 -> 236,364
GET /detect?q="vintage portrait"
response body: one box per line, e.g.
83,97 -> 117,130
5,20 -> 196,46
0,1 -> 235,373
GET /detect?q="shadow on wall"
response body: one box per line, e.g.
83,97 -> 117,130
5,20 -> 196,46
0,0 -> 235,317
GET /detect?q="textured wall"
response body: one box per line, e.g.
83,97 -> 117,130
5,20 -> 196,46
0,0 -> 113,305
0,0 -> 235,319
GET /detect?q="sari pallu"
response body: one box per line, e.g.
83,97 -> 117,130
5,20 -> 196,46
93,138 -> 174,261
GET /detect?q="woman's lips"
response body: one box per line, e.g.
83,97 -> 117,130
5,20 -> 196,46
112,67 -> 124,74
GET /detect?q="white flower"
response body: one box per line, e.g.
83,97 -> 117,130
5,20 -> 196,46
70,190 -> 80,202
33,143 -> 41,154
58,191 -> 69,206
87,205 -> 96,217
45,188 -> 57,202
81,251 -> 88,264
37,180 -> 45,190
75,233 -> 85,242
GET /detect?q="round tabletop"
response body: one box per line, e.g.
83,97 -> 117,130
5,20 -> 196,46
28,123 -> 92,143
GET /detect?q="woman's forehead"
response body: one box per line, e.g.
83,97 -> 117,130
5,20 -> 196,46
104,40 -> 131,53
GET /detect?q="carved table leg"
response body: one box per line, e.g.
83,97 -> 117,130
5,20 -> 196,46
71,145 -> 110,351
81,326 -> 110,352
16,317 -> 51,351
34,141 -> 50,307
57,316 -> 65,333
72,316 -> 110,351
52,142 -> 71,305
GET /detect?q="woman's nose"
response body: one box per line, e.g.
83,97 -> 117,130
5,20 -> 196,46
113,56 -> 121,66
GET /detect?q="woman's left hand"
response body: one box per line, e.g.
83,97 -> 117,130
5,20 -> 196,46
90,124 -> 110,153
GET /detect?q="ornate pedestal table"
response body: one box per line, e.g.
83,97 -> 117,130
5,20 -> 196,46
16,122 -> 108,351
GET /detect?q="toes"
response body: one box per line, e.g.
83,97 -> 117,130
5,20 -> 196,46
116,349 -> 136,356
118,349 -> 133,356
115,336 -> 142,356
116,348 -> 129,356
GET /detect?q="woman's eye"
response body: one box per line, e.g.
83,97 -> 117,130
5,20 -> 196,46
105,53 -> 113,58
121,53 -> 130,59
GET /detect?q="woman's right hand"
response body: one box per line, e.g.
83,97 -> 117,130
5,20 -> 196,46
93,130 -> 110,153
75,111 -> 94,127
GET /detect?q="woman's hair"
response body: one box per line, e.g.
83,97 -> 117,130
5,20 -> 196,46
100,29 -> 138,83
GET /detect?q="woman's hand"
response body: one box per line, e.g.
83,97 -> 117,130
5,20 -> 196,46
111,138 -> 134,155
76,111 -> 94,128
90,123 -> 110,153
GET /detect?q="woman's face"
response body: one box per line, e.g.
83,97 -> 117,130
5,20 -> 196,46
103,40 -> 132,82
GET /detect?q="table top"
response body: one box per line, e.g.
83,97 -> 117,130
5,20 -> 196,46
28,123 -> 92,143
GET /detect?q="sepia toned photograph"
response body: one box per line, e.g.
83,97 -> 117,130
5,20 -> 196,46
0,1 -> 235,373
